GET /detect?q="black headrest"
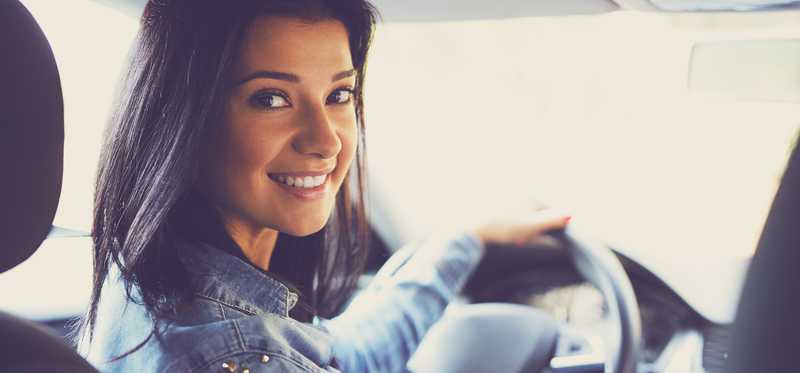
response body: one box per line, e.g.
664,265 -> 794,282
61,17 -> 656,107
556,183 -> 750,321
0,1 -> 64,274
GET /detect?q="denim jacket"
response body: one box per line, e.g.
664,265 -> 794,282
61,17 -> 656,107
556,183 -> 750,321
81,232 -> 484,372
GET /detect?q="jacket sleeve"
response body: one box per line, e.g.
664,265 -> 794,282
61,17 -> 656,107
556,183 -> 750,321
318,231 -> 485,373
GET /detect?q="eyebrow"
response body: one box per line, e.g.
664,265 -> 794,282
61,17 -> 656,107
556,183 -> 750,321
235,68 -> 356,86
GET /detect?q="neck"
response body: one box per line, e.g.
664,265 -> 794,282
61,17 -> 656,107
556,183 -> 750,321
219,213 -> 279,271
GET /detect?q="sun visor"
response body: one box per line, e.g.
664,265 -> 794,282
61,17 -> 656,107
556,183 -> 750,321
615,0 -> 800,11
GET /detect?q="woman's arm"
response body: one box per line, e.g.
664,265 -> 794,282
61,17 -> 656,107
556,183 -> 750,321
319,231 -> 485,373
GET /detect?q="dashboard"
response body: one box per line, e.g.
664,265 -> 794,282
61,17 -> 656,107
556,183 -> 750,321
462,244 -> 733,373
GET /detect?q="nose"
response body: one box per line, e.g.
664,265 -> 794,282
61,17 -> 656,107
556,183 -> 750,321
292,104 -> 342,159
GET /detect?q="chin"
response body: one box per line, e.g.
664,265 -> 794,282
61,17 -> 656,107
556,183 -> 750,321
280,216 -> 329,237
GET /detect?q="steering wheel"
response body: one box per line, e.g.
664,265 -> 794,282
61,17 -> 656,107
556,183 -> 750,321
549,227 -> 642,373
408,226 -> 642,373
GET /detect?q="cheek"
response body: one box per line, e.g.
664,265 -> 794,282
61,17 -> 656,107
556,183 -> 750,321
230,128 -> 278,168
223,99 -> 291,166
209,112 -> 286,196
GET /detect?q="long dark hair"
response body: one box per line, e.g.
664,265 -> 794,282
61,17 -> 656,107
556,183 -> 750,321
75,0 -> 378,349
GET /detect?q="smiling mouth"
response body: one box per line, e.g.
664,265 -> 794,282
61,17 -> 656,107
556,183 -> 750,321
267,172 -> 330,201
268,173 -> 328,189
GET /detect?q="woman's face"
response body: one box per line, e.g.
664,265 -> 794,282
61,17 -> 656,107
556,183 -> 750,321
203,16 -> 358,237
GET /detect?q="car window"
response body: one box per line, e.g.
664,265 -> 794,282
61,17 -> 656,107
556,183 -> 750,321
0,237 -> 92,319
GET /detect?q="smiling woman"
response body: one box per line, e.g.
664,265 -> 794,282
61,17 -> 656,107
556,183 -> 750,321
74,0 -> 376,369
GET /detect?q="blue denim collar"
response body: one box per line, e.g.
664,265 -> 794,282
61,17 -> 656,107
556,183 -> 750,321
176,239 -> 298,318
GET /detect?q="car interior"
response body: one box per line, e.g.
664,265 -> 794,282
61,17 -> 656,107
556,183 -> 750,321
2,0 -> 800,372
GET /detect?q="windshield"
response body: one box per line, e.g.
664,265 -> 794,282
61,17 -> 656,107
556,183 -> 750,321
365,12 -> 800,259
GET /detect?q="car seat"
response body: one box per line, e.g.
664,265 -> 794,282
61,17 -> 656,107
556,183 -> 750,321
0,1 -> 98,371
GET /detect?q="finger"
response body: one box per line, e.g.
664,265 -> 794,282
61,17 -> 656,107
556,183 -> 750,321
518,208 -> 571,229
516,211 -> 572,242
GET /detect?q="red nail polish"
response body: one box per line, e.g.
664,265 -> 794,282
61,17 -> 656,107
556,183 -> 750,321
564,216 -> 573,224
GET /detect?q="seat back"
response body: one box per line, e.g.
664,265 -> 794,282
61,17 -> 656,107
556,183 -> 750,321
726,139 -> 800,372
0,0 -> 63,274
0,1 -> 97,371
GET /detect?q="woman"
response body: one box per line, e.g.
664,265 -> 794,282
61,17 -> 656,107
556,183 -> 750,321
76,0 -> 570,371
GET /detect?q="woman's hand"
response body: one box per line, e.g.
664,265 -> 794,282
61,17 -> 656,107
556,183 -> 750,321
472,208 -> 571,247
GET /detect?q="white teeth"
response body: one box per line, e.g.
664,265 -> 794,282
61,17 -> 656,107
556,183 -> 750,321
271,174 -> 327,188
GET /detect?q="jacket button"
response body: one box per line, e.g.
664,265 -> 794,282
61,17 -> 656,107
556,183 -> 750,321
221,361 -> 237,372
261,354 -> 270,363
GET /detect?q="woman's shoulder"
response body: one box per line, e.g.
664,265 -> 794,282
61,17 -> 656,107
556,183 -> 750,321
155,314 -> 338,372
87,272 -> 338,372
93,312 -> 337,372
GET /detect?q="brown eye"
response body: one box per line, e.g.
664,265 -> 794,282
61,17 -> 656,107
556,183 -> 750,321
249,90 -> 291,110
327,88 -> 353,105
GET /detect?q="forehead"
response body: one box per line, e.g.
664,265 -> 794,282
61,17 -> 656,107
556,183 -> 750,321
236,16 -> 353,77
